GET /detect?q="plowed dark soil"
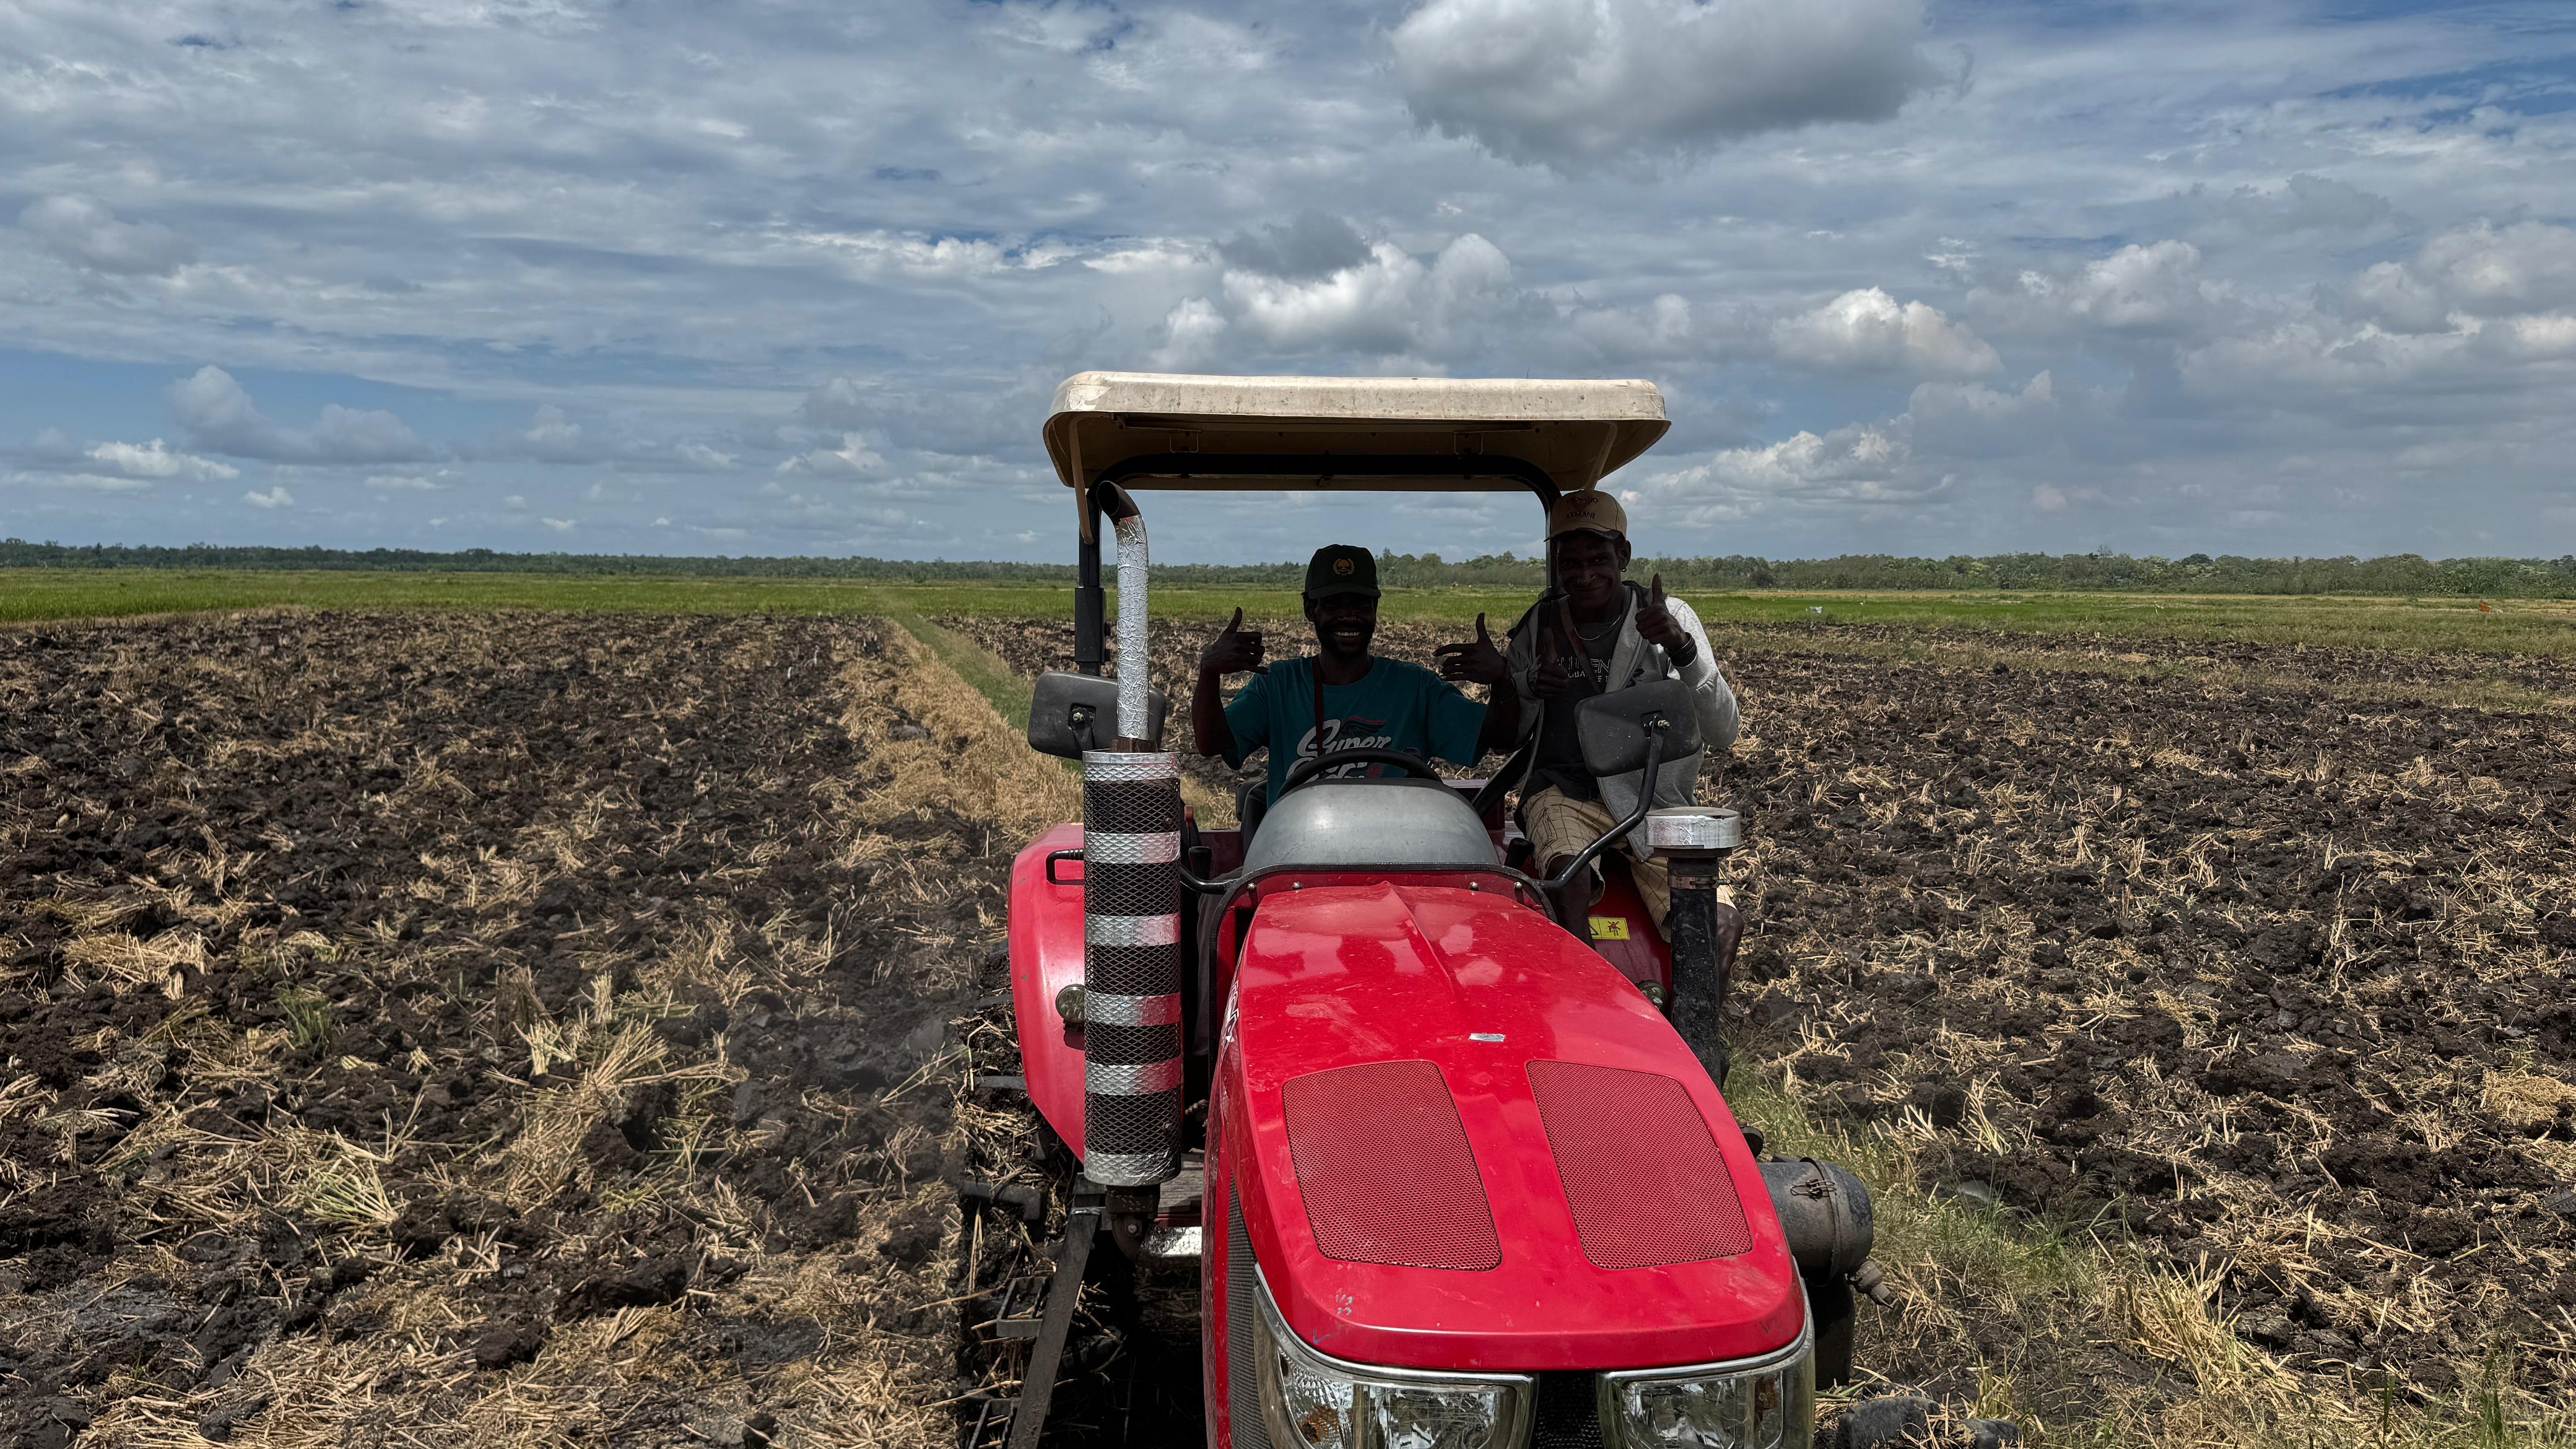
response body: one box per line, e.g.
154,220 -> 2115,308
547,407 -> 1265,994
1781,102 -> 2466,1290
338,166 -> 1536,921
9,604 -> 2570,1446
949,614 -> 2576,1414
1,612 -> 999,1447
1716,647 -> 2576,1401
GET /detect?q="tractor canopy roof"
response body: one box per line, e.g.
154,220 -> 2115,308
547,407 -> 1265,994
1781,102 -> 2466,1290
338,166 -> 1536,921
1043,372 -> 1668,497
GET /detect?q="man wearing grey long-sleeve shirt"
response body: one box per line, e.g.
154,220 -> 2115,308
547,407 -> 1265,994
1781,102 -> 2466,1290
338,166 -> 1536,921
1438,489 -> 1738,930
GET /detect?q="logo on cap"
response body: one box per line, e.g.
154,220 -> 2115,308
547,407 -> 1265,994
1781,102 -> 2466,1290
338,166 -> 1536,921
1334,558 -> 1354,576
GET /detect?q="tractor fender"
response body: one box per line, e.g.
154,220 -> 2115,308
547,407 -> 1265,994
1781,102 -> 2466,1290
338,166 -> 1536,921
1759,1158 -> 1875,1281
1006,822 -> 1090,1151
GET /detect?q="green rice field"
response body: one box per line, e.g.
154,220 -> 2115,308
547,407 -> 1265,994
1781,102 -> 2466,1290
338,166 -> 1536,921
4,567 -> 2573,659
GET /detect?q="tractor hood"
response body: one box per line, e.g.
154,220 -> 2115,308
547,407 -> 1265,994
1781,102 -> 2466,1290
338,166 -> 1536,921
1222,881 -> 1803,1373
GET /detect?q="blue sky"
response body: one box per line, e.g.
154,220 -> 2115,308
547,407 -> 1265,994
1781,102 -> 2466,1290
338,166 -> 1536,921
4,0 -> 2574,563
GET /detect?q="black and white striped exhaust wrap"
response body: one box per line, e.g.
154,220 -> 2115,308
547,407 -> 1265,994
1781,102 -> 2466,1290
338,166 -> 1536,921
1081,749 -> 1185,1186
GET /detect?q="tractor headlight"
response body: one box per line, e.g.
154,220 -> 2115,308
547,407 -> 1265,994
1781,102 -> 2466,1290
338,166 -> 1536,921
1599,1321 -> 1814,1449
1253,1276 -> 1531,1449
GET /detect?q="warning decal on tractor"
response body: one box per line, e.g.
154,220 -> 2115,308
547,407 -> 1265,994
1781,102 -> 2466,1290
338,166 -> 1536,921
1587,916 -> 1630,941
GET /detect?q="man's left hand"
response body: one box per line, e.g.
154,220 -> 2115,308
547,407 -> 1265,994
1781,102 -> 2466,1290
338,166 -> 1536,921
1635,574 -> 1696,666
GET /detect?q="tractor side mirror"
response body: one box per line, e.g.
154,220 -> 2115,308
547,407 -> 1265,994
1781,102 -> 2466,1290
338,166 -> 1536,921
1576,679 -> 1702,777
1028,671 -> 1169,759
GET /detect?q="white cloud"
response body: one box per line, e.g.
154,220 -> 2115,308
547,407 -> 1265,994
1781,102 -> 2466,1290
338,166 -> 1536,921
1905,371 -> 2068,457
19,196 -> 196,276
2179,322 -> 2445,395
2031,480 -> 2106,515
243,485 -> 295,508
1208,234 -> 1520,359
1569,293 -> 1702,361
803,376 -> 872,428
674,442 -> 739,471
1910,370 -> 2055,424
523,404 -> 591,464
2175,227 -> 2576,403
2411,220 -> 2576,316
168,366 -> 433,464
84,438 -> 238,482
1153,296 -> 1229,369
778,432 -> 887,477
1633,419 -> 1936,528
366,473 -> 443,491
542,516 -> 575,531
2348,221 -> 2576,333
2492,312 -> 2576,359
1772,288 -> 1999,377
777,228 -> 1037,281
1978,240 -> 2232,336
2347,262 -> 2452,334
1393,0 -> 1934,170
1701,423 -> 1910,491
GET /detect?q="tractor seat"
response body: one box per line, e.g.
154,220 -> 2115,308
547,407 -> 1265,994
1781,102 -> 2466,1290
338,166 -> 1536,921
1237,775 -> 1502,876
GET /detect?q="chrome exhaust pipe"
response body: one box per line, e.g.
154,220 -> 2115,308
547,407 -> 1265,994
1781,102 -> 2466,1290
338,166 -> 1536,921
1105,486 -> 1154,747
1081,485 -> 1181,1188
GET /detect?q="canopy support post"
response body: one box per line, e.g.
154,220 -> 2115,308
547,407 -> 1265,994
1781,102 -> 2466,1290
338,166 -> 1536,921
1074,494 -> 1105,679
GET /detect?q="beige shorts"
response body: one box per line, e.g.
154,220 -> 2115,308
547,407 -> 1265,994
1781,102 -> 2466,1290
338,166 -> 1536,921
1521,786 -> 1736,934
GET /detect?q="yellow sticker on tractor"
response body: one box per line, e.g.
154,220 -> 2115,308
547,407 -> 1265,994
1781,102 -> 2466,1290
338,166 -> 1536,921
1588,916 -> 1630,941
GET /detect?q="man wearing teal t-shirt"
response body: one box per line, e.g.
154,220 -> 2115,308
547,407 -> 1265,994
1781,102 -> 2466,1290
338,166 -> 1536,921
1191,546 -> 1508,806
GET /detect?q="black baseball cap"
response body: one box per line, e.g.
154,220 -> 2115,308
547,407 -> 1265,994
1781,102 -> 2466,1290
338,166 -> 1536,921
1303,545 -> 1380,601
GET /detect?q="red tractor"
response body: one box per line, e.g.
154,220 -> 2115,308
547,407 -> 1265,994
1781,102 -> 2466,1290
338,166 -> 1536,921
966,374 -> 1884,1449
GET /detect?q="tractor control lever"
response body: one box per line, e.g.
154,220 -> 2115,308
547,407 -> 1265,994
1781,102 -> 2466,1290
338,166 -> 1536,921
1535,718 -> 1669,903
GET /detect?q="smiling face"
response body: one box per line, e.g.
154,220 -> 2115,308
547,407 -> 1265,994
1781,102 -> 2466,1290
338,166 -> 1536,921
1553,531 -> 1631,617
1303,591 -> 1378,664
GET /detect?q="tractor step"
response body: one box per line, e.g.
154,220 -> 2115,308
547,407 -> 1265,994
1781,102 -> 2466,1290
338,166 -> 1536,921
1140,1224 -> 1201,1265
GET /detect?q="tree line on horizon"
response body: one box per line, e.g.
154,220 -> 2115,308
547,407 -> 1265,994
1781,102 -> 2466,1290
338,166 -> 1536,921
4,538 -> 2574,598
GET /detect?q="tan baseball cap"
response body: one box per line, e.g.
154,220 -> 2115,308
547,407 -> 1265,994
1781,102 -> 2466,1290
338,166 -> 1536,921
1547,489 -> 1627,540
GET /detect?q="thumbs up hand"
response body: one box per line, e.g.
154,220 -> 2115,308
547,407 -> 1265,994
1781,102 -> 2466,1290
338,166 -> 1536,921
1201,607 -> 1268,677
1633,572 -> 1695,665
1530,624 -> 1580,700
1435,612 -> 1508,687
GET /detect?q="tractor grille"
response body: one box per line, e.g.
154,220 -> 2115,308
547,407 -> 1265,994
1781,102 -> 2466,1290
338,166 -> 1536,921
1526,1061 -> 1752,1269
1227,1187 -> 1274,1449
1530,1372 -> 1606,1449
1282,1061 -> 1500,1271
